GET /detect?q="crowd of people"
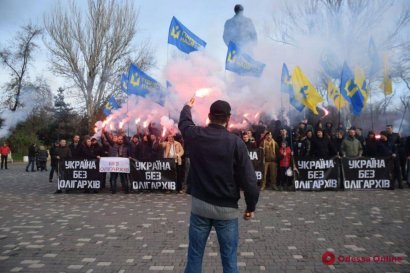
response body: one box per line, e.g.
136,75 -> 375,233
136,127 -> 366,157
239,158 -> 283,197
240,121 -> 410,190
16,119 -> 410,193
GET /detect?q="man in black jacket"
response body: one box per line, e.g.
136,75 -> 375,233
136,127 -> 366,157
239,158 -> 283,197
179,98 -> 259,273
310,129 -> 336,158
26,143 -> 38,172
386,125 -> 402,188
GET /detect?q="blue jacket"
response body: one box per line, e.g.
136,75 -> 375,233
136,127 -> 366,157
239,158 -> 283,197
178,105 -> 259,212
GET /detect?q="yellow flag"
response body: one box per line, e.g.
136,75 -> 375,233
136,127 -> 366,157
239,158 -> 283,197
291,66 -> 323,115
328,80 -> 348,110
380,54 -> 393,95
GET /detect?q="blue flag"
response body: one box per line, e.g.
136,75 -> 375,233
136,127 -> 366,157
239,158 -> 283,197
127,64 -> 165,106
340,62 -> 365,116
225,41 -> 265,77
281,63 -> 292,94
281,63 -> 304,112
168,17 -> 206,54
103,96 -> 120,116
127,63 -> 162,97
121,73 -> 128,93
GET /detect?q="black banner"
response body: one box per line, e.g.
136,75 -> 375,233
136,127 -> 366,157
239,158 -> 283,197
341,157 -> 392,190
248,148 -> 263,185
294,157 -> 340,191
130,159 -> 177,191
58,160 -> 101,189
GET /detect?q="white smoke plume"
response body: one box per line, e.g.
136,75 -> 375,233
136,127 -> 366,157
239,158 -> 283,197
0,87 -> 47,138
96,1 -> 410,136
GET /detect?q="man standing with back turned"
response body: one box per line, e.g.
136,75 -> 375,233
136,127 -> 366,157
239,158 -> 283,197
179,98 -> 259,273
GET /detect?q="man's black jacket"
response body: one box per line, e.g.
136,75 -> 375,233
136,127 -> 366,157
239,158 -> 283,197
178,105 -> 259,212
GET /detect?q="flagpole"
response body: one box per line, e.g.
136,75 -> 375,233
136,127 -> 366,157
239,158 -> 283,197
384,93 -> 388,126
369,84 -> 374,131
127,87 -> 130,137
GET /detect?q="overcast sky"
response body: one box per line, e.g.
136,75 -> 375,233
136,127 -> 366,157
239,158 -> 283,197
0,0 -> 273,93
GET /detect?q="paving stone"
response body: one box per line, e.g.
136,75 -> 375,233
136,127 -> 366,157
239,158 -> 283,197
0,163 -> 408,273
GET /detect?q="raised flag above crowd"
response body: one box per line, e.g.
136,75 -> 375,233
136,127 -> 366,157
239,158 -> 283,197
291,66 -> 323,115
168,16 -> 206,54
225,41 -> 265,77
103,96 -> 120,116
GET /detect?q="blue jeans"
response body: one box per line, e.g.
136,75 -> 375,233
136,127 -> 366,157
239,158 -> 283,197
26,157 -> 36,171
185,213 -> 239,273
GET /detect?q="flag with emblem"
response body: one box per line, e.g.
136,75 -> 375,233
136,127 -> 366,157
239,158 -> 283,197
225,41 -> 265,77
168,17 -> 206,54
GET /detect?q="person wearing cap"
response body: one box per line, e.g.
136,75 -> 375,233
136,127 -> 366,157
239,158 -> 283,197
340,127 -> 363,157
223,4 -> 257,53
179,98 -> 259,273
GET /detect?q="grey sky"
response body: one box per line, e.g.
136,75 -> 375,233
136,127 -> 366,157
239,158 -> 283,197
0,0 -> 273,93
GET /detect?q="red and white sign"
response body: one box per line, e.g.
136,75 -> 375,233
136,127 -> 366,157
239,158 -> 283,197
99,157 -> 130,173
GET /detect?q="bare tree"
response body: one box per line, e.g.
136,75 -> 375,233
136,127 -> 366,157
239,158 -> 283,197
0,24 -> 42,111
44,0 -> 155,130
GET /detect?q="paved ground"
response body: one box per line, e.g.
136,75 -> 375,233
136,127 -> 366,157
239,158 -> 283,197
0,162 -> 409,273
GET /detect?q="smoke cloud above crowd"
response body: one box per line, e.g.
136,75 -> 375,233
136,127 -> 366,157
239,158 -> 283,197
97,0 -> 410,136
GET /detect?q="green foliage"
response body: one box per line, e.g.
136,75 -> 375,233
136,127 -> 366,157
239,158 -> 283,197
5,119 -> 40,158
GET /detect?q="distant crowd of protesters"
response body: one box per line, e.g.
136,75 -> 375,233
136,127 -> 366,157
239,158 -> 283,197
15,119 -> 410,193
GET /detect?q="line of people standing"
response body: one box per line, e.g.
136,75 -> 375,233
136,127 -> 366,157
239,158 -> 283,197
241,122 -> 410,190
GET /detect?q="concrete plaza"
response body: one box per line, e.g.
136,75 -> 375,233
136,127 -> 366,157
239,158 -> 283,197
0,163 -> 409,273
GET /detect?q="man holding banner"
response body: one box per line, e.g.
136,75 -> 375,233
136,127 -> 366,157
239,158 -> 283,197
102,128 -> 130,194
179,98 -> 259,273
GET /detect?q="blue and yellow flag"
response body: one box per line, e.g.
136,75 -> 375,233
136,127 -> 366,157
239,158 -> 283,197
225,41 -> 265,77
291,66 -> 323,115
127,64 -> 166,106
340,62 -> 365,116
121,73 -> 128,93
281,63 -> 292,94
354,67 -> 368,105
328,80 -> 348,110
103,96 -> 120,116
281,63 -> 304,112
380,54 -> 393,96
127,63 -> 162,97
168,17 -> 206,54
